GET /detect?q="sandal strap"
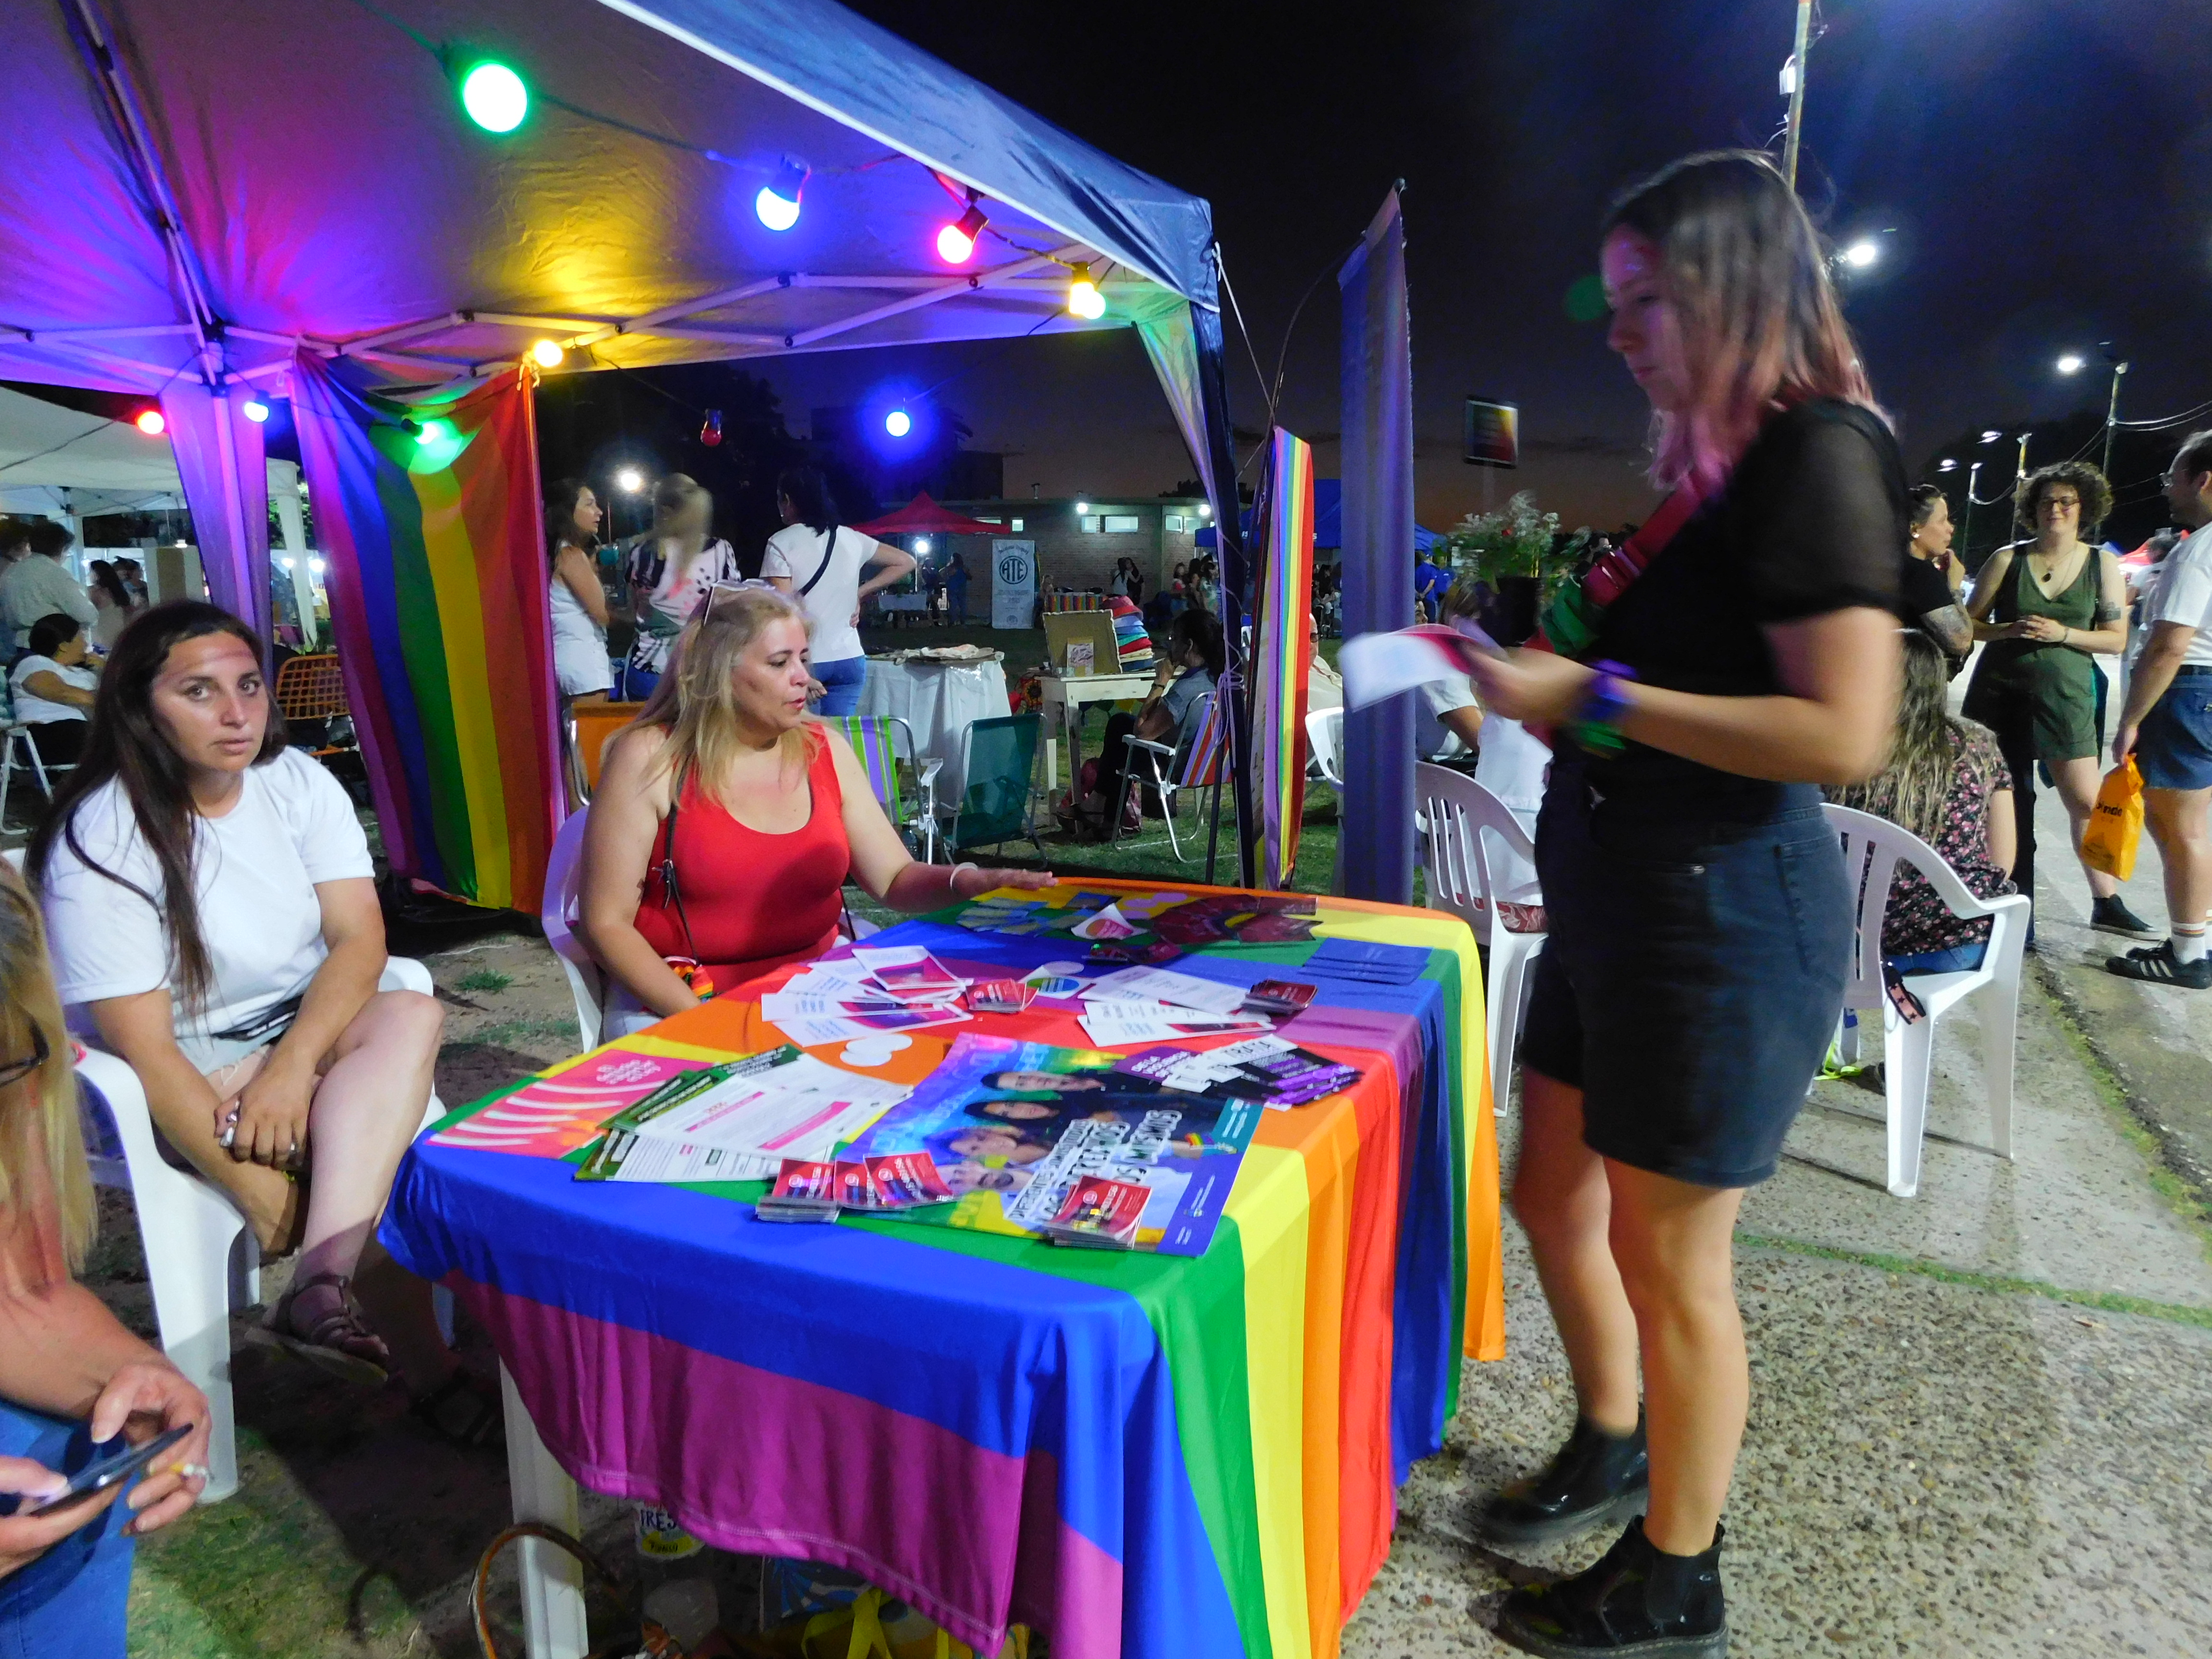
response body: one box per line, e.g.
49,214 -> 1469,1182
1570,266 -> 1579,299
283,1274 -> 389,1362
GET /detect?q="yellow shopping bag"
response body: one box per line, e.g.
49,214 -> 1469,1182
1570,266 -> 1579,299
2080,757 -> 2144,882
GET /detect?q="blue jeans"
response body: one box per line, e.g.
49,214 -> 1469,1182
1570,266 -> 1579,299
1887,941 -> 1988,975
812,656 -> 867,717
614,661 -> 661,702
0,1402 -> 136,1659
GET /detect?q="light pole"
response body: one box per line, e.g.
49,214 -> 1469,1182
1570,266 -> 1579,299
1781,0 -> 1814,189
1962,460 -> 1981,560
2057,345 -> 2129,479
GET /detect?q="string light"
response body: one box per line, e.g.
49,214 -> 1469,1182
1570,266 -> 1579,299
937,192 -> 987,264
415,418 -> 455,446
884,408 -> 913,438
755,158 -> 807,231
530,339 -> 565,368
241,399 -> 270,422
699,409 -> 723,447
1198,502 -> 1212,517
1066,264 -> 1106,320
133,409 -> 166,435
458,61 -> 529,133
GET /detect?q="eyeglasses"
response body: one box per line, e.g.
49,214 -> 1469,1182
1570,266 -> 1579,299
2041,495 -> 2081,510
0,1022 -> 51,1091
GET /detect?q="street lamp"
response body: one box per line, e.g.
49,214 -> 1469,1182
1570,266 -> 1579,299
2056,353 -> 2086,375
1781,0 -> 1814,190
1980,430 -> 2002,444
1841,239 -> 1880,269
615,467 -> 645,493
2056,344 -> 2129,477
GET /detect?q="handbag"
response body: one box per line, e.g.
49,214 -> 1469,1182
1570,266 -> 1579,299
649,760 -> 715,996
2079,757 -> 2144,882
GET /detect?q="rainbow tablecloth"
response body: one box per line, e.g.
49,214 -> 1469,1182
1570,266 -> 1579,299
381,883 -> 1502,1659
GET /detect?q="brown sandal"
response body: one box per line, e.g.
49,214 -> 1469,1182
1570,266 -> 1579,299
249,1271 -> 391,1386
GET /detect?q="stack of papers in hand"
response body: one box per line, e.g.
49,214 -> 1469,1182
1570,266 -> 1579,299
1076,964 -> 1271,1046
577,1047 -> 910,1183
761,949 -> 974,1046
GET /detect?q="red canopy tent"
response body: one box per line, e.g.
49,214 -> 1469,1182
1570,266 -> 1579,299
848,492 -> 1007,537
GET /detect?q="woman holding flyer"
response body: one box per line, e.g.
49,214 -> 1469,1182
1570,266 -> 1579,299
1457,153 -> 1901,1658
580,585 -> 1050,1036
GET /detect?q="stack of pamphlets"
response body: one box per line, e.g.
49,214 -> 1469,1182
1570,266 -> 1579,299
756,1151 -> 958,1223
575,1046 -> 910,1183
838,1034 -> 1263,1256
1242,979 -> 1318,1017
759,948 -> 975,1047
1112,1035 -> 1361,1109
1037,1175 -> 1152,1248
1074,964 -> 1273,1047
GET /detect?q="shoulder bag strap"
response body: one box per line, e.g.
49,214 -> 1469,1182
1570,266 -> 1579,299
653,759 -> 702,964
797,528 -> 839,597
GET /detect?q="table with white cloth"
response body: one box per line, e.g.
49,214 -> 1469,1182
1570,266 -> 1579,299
855,655 -> 1010,802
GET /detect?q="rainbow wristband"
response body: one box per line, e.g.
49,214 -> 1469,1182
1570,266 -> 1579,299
1568,660 -> 1637,756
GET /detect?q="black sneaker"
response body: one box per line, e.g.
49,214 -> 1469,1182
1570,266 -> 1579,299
1476,1415 -> 1648,1547
2106,941 -> 2212,990
2090,896 -> 2159,940
1497,1516 -> 1728,1659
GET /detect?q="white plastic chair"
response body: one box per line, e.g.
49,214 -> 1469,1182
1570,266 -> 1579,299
1413,762 -> 1546,1119
541,808 -> 604,1054
73,955 -> 446,1503
1306,706 -> 1345,802
1823,804 -> 2031,1198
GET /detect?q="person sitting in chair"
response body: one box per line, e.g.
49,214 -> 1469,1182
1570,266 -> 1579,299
28,602 -> 496,1445
1082,609 -> 1223,836
579,584 -> 1050,1036
8,614 -> 100,766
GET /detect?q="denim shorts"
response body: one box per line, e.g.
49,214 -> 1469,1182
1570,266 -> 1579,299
1520,768 -> 1850,1188
0,1401 -> 136,1659
2137,668 -> 2212,793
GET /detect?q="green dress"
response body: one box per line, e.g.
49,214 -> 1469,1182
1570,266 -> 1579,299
1961,544 -> 2101,762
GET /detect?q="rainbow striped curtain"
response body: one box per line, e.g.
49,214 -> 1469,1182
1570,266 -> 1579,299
292,356 -> 561,913
1254,428 -> 1315,888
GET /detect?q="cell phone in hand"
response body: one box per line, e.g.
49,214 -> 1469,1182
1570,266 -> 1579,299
24,1423 -> 193,1514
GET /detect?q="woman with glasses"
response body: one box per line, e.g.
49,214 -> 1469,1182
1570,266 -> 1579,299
1963,461 -> 2145,938
0,861 -> 209,1656
29,603 -> 498,1445
580,585 -> 1049,1036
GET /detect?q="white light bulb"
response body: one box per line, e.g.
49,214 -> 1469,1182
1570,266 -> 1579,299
915,537 -> 932,554
1842,240 -> 1879,268
755,186 -> 802,232
885,409 -> 913,438
310,558 -> 326,574
616,467 -> 645,493
2056,354 -> 2085,374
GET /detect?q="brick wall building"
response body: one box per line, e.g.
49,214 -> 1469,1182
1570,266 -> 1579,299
937,496 -> 1212,596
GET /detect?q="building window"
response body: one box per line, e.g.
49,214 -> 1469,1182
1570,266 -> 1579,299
1080,515 -> 1101,534
1102,514 -> 1141,534
1010,517 -> 1024,531
1164,513 -> 1189,532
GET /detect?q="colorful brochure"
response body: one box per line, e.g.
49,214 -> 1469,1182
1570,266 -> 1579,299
576,1047 -> 907,1182
1077,1000 -> 1270,1048
838,1034 -> 1262,1257
1038,1176 -> 1151,1249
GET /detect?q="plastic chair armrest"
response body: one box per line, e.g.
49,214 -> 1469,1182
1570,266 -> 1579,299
380,956 -> 434,997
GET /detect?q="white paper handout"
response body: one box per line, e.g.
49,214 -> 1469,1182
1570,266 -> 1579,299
1080,964 -> 1252,1016
629,1050 -> 910,1165
1339,621 -> 1502,712
1077,1000 -> 1270,1048
769,1005 -> 972,1048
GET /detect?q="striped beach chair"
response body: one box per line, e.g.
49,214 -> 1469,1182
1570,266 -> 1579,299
1112,687 -> 1229,862
830,714 -> 940,861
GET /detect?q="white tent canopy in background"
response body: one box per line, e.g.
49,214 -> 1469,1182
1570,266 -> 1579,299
0,384 -> 187,516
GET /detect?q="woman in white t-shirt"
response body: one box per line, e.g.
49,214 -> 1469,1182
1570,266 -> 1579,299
761,466 -> 916,716
620,474 -> 738,702
545,479 -> 612,704
29,603 -> 494,1440
8,612 -> 100,765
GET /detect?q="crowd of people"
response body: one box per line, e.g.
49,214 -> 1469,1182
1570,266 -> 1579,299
5,144 -> 2212,1659
0,521 -> 152,770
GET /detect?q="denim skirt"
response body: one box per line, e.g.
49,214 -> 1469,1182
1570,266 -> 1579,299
1519,764 -> 1850,1188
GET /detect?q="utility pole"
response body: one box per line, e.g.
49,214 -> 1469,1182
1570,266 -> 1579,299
1962,462 -> 1980,565
2103,355 -> 2129,481
1782,0 -> 1814,189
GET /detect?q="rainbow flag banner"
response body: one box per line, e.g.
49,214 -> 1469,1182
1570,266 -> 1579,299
292,357 -> 561,912
382,881 -> 1503,1659
1254,429 -> 1315,888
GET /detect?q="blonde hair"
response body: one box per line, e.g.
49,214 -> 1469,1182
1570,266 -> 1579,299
632,584 -> 817,796
0,862 -> 94,1270
1605,150 -> 1880,491
650,474 -> 712,540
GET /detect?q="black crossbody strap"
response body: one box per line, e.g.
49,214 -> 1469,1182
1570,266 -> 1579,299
798,527 -> 839,597
654,759 -> 702,963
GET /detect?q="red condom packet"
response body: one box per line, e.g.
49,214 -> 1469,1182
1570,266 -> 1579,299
965,979 -> 1038,1015
1042,1176 -> 1151,1249
864,1152 -> 956,1208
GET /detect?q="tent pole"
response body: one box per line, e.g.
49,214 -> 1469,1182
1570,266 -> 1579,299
1191,291 -> 1256,887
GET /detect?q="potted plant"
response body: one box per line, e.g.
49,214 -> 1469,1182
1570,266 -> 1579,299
1434,493 -> 1591,644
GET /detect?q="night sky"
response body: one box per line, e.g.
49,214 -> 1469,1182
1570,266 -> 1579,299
748,0 -> 2211,540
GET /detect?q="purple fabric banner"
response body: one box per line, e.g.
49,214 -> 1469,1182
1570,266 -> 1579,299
157,378 -> 272,650
1337,192 -> 1418,904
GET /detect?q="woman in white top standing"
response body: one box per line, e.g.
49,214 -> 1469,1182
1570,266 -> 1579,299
29,603 -> 496,1443
545,480 -> 611,707
761,466 -> 916,716
619,474 -> 738,702
87,561 -> 137,651
8,614 -> 100,766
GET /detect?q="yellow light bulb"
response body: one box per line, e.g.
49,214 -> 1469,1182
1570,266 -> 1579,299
530,339 -> 565,368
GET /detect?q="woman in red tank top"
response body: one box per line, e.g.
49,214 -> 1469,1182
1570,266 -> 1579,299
577,584 -> 1050,1034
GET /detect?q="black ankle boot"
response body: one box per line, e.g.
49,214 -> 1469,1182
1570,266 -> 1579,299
1497,1517 -> 1728,1658
1476,1414 -> 1648,1546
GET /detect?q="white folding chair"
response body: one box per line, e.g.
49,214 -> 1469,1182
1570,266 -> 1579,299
1822,804 -> 2030,1198
1305,706 -> 1345,803
1413,762 -> 1546,1118
541,808 -> 604,1054
72,956 -> 447,1503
